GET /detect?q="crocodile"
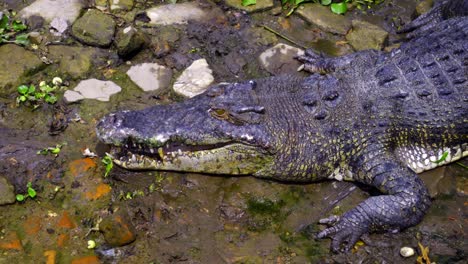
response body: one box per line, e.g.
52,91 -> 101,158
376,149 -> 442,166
97,1 -> 468,252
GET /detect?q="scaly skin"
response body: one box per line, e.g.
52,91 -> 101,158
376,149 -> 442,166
97,2 -> 468,252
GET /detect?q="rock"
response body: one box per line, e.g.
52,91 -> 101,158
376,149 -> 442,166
50,17 -> 69,36
71,9 -> 116,47
224,0 -> 275,13
346,20 -> 388,51
0,44 -> 44,96
110,0 -> 134,11
173,59 -> 214,98
99,213 -> 136,247
0,176 -> 16,205
19,0 -> 83,24
416,0 -> 434,16
64,79 -> 122,102
258,43 -> 304,75
296,3 -> 351,35
399,247 -> 415,257
115,26 -> 146,58
126,63 -> 172,92
145,2 -> 219,25
47,46 -> 96,79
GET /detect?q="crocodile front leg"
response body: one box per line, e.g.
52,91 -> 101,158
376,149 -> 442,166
318,154 -> 431,252
296,49 -> 380,74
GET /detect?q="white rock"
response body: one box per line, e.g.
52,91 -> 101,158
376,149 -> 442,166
126,63 -> 172,92
64,90 -> 85,103
65,79 -> 121,102
146,2 -> 208,25
400,247 -> 415,258
259,43 -> 304,75
19,0 -> 83,24
173,59 -> 214,98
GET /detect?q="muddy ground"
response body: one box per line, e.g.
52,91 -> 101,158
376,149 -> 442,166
0,0 -> 466,263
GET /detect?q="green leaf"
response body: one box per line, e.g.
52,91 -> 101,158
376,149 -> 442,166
50,145 -> 61,154
433,151 -> 449,164
241,0 -> 257,6
331,2 -> 348,14
14,33 -> 29,46
28,186 -> 37,198
12,20 -> 27,31
35,92 -> 45,99
102,154 -> 114,178
16,194 -> 25,202
295,0 -> 307,5
17,85 -> 29,95
321,0 -> 332,5
45,94 -> 58,104
0,13 -> 8,30
28,85 -> 35,94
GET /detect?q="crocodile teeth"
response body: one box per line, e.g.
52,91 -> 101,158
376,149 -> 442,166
131,154 -> 136,163
297,64 -> 304,72
150,148 -> 154,154
158,147 -> 164,159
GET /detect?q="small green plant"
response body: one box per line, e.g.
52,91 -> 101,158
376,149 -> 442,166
102,153 -> 114,178
16,182 -> 37,202
242,0 -> 384,16
16,77 -> 63,109
0,11 -> 29,46
37,144 -> 62,156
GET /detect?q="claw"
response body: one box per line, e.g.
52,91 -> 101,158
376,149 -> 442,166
319,215 -> 340,225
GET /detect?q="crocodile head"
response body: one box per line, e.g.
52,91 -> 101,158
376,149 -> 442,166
97,76 -> 311,177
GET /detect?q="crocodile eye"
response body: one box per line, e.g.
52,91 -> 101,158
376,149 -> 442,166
209,108 -> 229,120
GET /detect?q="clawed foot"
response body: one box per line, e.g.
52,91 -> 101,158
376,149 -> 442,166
317,214 -> 368,252
296,49 -> 336,74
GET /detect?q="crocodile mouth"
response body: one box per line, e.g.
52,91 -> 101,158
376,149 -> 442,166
108,138 -> 272,174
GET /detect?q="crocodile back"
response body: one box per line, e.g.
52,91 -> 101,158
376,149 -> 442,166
368,17 -> 467,172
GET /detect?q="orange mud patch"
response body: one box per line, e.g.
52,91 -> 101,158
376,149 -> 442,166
24,215 -> 42,235
71,255 -> 100,264
0,231 -> 23,250
57,233 -> 70,247
114,215 -> 135,245
57,211 -> 76,229
84,183 -> 111,200
69,158 -> 97,177
44,250 -> 57,264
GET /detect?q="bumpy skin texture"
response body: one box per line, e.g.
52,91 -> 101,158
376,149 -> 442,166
97,1 -> 468,252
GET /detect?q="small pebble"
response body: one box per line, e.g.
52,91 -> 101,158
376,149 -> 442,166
400,246 -> 415,257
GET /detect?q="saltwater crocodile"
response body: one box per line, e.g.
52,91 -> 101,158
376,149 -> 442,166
97,1 -> 468,251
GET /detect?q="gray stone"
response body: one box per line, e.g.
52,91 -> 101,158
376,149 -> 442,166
115,26 -> 146,58
173,59 -> 214,98
296,3 -> 351,35
126,63 -> 172,92
110,0 -> 134,11
346,20 -> 388,51
0,176 -> 16,205
224,0 -> 275,13
258,43 -> 304,75
145,2 -> 220,25
0,44 -> 44,96
19,0 -> 83,24
65,79 -> 122,102
71,9 -> 116,47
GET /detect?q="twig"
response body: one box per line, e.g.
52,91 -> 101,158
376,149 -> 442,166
261,25 -> 307,49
